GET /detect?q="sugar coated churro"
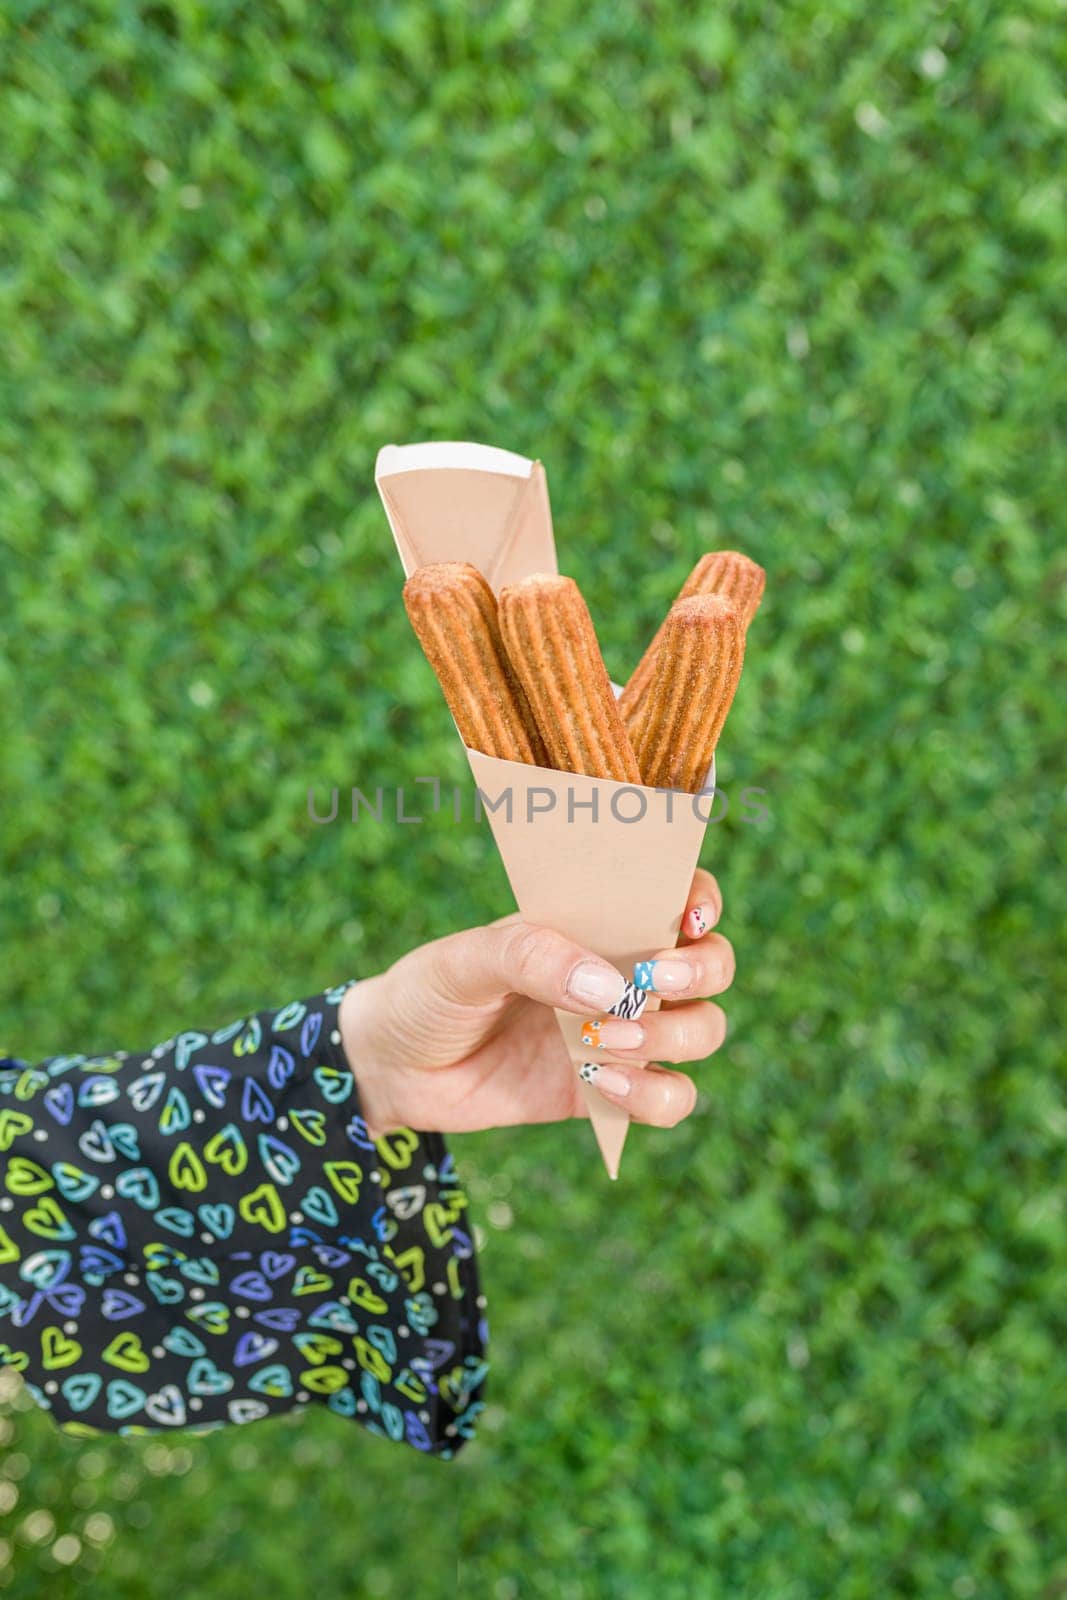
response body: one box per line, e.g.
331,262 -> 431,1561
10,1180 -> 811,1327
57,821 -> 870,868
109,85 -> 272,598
403,562 -> 550,766
618,550 -> 764,726
628,594 -> 745,792
498,574 -> 643,783
695,549 -> 766,629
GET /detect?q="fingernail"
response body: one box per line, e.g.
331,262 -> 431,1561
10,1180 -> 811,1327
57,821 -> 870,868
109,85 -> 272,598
567,961 -> 627,1010
578,1061 -> 631,1096
633,958 -> 693,994
579,1018 -> 645,1051
683,905 -> 710,939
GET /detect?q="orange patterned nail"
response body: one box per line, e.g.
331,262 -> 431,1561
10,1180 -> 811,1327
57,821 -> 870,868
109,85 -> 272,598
580,1018 -> 644,1051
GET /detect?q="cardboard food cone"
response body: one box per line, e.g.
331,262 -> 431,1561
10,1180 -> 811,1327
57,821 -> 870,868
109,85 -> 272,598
376,441 -> 556,589
375,441 -> 717,1178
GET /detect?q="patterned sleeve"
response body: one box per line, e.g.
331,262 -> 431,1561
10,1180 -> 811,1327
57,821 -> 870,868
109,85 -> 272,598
0,980 -> 488,1458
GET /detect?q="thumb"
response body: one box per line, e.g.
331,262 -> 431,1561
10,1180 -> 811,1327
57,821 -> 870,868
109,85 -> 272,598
419,920 -> 629,1018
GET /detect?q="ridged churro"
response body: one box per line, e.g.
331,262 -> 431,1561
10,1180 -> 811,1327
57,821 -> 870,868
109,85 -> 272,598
618,551 -> 764,726
699,549 -> 766,628
498,574 -> 643,783
628,594 -> 745,792
403,562 -> 550,767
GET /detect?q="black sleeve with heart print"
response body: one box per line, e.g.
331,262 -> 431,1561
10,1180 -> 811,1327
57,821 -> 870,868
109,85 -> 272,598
0,980 -> 488,1457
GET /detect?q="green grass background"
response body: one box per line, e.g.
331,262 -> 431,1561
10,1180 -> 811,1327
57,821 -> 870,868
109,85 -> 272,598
1,1 -> 1064,1595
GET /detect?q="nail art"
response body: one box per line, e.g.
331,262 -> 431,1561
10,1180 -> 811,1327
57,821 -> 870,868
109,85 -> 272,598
683,906 -> 708,939
578,1062 -> 631,1096
581,1017 -> 645,1051
633,959 -> 692,994
611,981 -> 648,1021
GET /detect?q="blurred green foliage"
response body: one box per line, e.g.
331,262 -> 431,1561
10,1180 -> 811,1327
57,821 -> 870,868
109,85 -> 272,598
1,0 -> 1064,1595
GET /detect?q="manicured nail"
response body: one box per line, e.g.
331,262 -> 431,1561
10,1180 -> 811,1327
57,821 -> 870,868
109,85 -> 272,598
567,961 -> 627,1010
578,1062 -> 631,1096
633,958 -> 693,994
579,1018 -> 645,1051
683,905 -> 709,939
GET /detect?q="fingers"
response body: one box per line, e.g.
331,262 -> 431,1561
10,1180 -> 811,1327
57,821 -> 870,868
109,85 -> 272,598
578,1061 -> 699,1128
681,869 -> 722,940
632,933 -> 735,1001
425,920 -> 629,1018
446,871 -> 727,1010
576,991 -> 726,1133
592,999 -> 727,1064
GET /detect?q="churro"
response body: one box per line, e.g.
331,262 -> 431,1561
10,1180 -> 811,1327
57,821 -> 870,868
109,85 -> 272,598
403,562 -> 549,767
618,551 -> 764,726
498,574 -> 643,783
628,594 -> 745,792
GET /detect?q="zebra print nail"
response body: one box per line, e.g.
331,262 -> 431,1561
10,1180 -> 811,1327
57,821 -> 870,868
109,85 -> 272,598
611,979 -> 649,1019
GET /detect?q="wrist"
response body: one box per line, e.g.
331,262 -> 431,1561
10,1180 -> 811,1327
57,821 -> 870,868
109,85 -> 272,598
338,975 -> 402,1139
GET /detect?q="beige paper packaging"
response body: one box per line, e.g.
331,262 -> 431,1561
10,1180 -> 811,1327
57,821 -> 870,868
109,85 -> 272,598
375,441 -> 717,1179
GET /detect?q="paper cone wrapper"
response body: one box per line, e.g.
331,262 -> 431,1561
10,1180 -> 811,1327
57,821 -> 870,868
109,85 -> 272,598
375,440 -> 716,1178
462,751 -> 714,1178
376,441 -> 556,586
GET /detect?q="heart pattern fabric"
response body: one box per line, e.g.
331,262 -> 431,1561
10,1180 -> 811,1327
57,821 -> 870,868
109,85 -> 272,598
0,984 -> 488,1459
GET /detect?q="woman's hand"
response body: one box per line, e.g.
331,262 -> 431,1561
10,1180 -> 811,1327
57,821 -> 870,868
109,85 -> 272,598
339,868 -> 734,1137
